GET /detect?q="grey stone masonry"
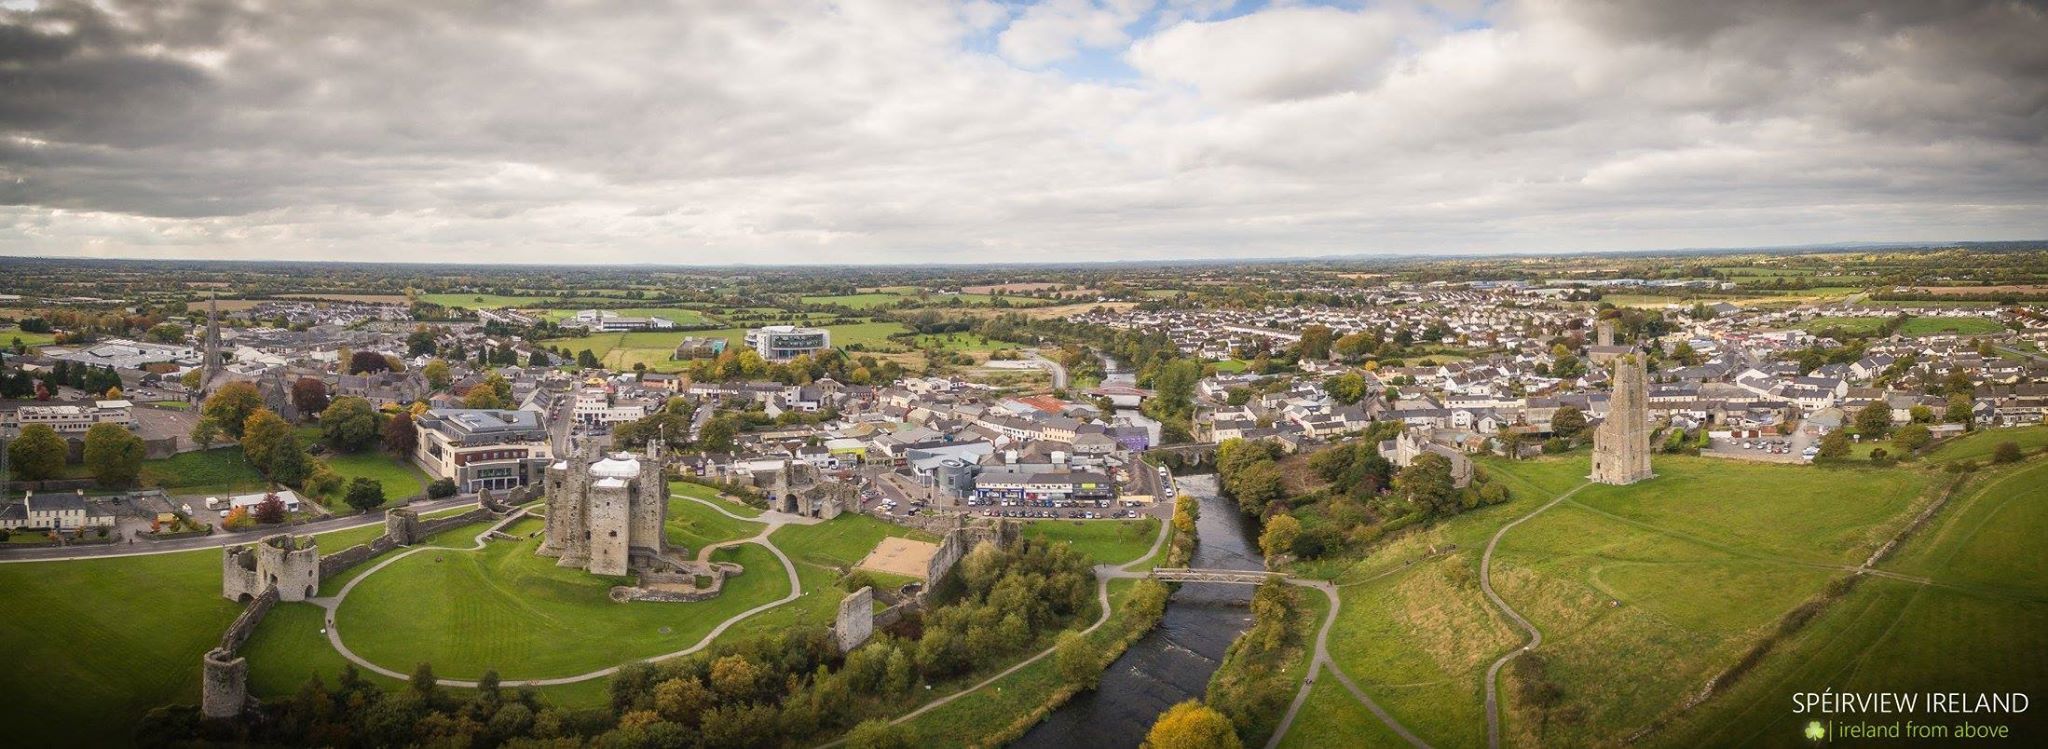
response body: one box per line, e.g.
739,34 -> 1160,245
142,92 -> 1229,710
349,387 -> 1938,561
1590,354 -> 1655,485
835,586 -> 875,652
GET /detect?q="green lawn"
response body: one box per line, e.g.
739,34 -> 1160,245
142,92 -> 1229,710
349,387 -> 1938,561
1211,358 -> 1250,373
0,518 -> 437,747
1801,316 -> 1888,334
1019,518 -> 1159,566
1658,458 -> 2048,746
768,513 -> 940,570
316,450 -> 428,507
665,495 -> 766,552
1926,425 -> 2048,464
802,292 -> 906,309
140,447 -> 269,496
418,293 -> 554,309
332,521 -> 792,680
1302,454 -> 1939,747
0,325 -> 58,350
1898,316 -> 2004,336
669,480 -> 764,517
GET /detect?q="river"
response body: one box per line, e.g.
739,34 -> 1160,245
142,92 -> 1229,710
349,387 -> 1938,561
1012,473 -> 1263,749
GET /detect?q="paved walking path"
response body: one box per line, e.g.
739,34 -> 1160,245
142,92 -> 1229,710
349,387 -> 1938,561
0,495 -> 479,563
1479,481 -> 1590,749
314,492 -> 809,688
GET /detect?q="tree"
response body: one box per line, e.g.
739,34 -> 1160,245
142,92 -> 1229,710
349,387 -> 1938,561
345,477 -> 386,512
463,373 -> 512,410
1297,325 -> 1334,361
291,377 -> 329,417
383,410 -> 418,455
1054,630 -> 1098,689
1229,460 -> 1286,516
253,493 -> 288,524
845,719 -> 917,749
1855,401 -> 1892,438
83,422 -> 146,487
1992,441 -> 2024,464
1946,393 -> 1974,427
1816,429 -> 1852,460
190,416 -> 221,450
202,381 -> 265,439
1151,359 -> 1200,417
1891,423 -> 1932,452
699,414 -> 739,453
1324,372 -> 1368,404
7,424 -> 67,481
104,386 -> 122,400
1908,404 -> 1934,424
1394,452 -> 1458,516
241,409 -> 294,473
222,506 -> 254,530
1258,513 -> 1302,560
320,397 -> 381,452
145,323 -> 186,344
269,435 -> 313,487
406,327 -> 438,357
423,359 -> 451,390
348,351 -> 392,375
1143,700 -> 1242,749
410,663 -> 437,697
1551,406 -> 1588,440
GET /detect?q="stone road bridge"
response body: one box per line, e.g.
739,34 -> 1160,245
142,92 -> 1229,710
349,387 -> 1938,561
1149,567 -> 1283,585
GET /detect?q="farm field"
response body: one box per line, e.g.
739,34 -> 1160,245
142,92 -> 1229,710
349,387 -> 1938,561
1304,454 -> 1936,747
332,518 -> 791,680
1658,458 -> 2048,746
1926,424 -> 2048,464
1897,315 -> 2004,336
538,307 -> 714,326
1019,518 -> 1159,566
418,293 -> 555,309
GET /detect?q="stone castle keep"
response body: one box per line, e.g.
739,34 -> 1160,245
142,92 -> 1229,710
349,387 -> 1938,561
1589,354 -> 1654,485
539,444 -> 670,576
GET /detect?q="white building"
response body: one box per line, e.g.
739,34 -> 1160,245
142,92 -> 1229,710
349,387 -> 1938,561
746,325 -> 831,361
1,400 -> 135,437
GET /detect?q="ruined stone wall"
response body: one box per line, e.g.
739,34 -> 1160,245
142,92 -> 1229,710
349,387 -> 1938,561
316,537 -> 396,578
411,507 -> 494,540
921,522 -> 1015,596
587,483 -> 632,576
835,586 -> 875,652
202,587 -> 277,719
218,589 -> 278,652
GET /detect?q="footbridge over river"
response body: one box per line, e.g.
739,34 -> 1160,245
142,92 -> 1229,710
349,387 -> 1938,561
1148,567 -> 1284,585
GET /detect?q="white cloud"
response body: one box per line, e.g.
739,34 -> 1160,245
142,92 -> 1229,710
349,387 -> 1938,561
1,0 -> 2044,264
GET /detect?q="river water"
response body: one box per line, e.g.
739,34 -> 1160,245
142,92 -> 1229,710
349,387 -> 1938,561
1012,473 -> 1263,749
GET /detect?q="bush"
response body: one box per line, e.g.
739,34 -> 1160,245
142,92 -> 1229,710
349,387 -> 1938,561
345,477 -> 386,512
427,478 -> 458,499
1991,441 -> 2024,464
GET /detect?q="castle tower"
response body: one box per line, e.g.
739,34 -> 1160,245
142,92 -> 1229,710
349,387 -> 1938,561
201,648 -> 249,718
630,442 -> 667,554
1595,319 -> 1617,348
221,534 -> 320,601
201,292 -> 223,395
1589,355 -> 1654,485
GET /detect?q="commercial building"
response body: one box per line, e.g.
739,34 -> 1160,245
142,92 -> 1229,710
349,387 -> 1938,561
745,325 -> 831,361
413,408 -> 555,492
1,400 -> 134,437
568,310 -> 676,332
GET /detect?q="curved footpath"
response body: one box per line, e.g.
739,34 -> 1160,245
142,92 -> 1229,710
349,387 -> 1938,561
316,492 -> 810,688
0,495 -> 481,563
1263,580 -> 1432,749
1479,481 -> 1590,749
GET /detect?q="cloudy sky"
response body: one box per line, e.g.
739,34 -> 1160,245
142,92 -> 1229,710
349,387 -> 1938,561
1,0 -> 2045,265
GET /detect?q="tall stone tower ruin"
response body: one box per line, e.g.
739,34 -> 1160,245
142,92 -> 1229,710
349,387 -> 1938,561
1589,354 -> 1653,485
538,444 -> 668,577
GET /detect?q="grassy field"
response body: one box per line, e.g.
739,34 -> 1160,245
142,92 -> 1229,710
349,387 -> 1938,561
418,293 -> 554,309
1019,518 -> 1159,566
665,495 -> 766,552
768,513 -> 939,570
1658,458 -> 2048,746
333,518 -> 792,680
1296,454 -> 1939,747
546,320 -> 913,372
0,518 -> 440,747
1,325 -> 57,350
1926,425 -> 2048,464
140,447 -> 269,496
316,450 -> 427,506
1898,316 -> 2004,336
1801,316 -> 1888,334
669,480 -> 765,517
539,307 -> 714,326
